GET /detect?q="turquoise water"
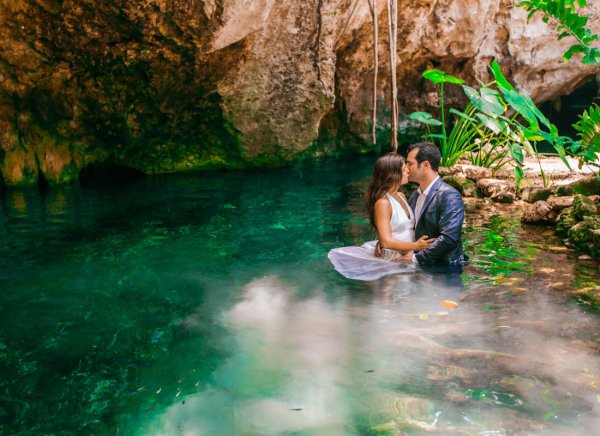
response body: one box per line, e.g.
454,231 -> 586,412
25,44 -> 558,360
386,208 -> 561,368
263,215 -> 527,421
1,156 -> 600,434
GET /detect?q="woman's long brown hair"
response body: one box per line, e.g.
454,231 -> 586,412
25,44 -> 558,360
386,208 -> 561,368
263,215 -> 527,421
365,153 -> 405,233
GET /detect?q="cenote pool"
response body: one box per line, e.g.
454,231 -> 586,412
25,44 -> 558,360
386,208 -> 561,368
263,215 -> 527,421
1,155 -> 600,435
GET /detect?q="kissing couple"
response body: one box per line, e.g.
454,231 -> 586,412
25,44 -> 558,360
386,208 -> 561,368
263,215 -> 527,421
329,142 -> 467,281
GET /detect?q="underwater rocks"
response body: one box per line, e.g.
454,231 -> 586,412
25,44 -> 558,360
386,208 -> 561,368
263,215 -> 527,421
1,0 -> 599,186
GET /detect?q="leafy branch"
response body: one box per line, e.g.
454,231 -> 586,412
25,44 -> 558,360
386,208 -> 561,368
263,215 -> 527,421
517,0 -> 600,172
517,0 -> 600,67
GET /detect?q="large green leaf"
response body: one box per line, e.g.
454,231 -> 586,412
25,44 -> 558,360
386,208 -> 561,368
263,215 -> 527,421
449,108 -> 477,123
422,69 -> 465,85
514,165 -> 525,189
489,60 -> 516,92
510,143 -> 525,165
428,133 -> 446,140
409,111 -> 443,126
475,113 -> 502,134
462,86 -> 506,117
498,88 -> 539,129
481,88 -> 507,116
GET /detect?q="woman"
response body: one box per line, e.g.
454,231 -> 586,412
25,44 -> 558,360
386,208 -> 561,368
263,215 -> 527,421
328,153 -> 434,280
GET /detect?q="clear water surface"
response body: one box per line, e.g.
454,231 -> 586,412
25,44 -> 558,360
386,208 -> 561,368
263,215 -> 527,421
1,155 -> 599,434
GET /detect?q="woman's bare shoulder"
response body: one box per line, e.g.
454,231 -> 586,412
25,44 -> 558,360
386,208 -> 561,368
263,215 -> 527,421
375,195 -> 391,207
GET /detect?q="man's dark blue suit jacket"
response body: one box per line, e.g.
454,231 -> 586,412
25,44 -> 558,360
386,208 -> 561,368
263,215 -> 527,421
408,177 -> 466,266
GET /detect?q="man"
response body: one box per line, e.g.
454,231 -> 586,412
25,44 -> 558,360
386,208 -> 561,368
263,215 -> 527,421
405,142 -> 467,267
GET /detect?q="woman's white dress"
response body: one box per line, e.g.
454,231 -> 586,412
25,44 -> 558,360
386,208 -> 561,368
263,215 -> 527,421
328,193 -> 416,281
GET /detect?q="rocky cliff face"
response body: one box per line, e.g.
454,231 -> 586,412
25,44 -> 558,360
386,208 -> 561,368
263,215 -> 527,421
0,0 -> 598,186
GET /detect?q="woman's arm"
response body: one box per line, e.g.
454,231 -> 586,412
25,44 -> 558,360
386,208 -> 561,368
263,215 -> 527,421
374,198 -> 433,253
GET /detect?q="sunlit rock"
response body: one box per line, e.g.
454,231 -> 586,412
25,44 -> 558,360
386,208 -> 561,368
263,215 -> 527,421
521,188 -> 552,204
491,190 -> 516,204
477,178 -> 516,203
521,200 -> 555,224
462,165 -> 493,182
547,196 -> 574,211
557,175 -> 600,196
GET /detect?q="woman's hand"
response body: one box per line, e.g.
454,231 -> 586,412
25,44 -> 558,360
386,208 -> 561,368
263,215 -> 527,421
413,235 -> 436,251
391,252 -> 414,263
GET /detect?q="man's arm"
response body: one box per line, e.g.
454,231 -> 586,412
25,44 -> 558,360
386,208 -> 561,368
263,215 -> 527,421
414,189 -> 464,265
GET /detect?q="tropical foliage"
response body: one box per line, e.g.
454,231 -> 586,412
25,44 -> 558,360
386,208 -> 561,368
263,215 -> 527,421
409,61 -> 570,187
517,0 -> 600,172
517,0 -> 600,67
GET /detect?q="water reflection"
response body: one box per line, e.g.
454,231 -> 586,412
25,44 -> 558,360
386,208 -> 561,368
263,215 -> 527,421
149,269 -> 600,434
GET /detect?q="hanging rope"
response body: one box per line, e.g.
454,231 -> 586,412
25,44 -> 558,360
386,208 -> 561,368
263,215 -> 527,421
367,0 -> 379,145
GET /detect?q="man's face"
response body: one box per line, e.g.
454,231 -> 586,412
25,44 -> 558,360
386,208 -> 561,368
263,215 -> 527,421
406,148 -> 423,183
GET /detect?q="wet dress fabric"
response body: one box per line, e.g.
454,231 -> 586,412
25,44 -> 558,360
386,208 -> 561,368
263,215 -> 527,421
328,193 -> 416,281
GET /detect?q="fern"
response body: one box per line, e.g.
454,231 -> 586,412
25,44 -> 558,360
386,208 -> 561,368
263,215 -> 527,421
517,0 -> 600,67
572,103 -> 600,168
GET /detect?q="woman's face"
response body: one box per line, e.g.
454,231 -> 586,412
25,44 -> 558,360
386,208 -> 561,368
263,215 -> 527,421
400,163 -> 410,185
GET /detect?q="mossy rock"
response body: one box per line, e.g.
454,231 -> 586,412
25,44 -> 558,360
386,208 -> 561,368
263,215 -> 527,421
572,175 -> 600,196
0,146 -> 39,187
572,194 -> 598,220
442,174 -> 478,197
556,175 -> 600,197
521,187 -> 552,203
568,215 -> 600,256
556,207 -> 577,238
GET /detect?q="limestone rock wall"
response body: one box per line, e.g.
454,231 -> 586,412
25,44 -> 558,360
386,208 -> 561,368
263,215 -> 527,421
0,0 -> 598,186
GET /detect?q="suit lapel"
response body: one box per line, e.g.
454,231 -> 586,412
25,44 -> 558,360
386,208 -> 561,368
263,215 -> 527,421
416,178 -> 442,227
408,190 -> 418,212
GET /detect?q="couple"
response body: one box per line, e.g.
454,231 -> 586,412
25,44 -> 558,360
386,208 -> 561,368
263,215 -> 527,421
329,142 -> 466,281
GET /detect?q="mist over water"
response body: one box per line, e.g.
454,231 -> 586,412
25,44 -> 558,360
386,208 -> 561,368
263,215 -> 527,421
1,155 -> 599,434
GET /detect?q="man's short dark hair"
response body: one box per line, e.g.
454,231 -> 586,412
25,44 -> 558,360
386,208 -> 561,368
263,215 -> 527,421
407,142 -> 441,172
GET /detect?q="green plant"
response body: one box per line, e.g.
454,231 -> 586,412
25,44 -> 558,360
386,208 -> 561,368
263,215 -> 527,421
572,104 -> 600,170
410,63 -> 562,187
409,69 -> 475,166
517,0 -> 600,172
518,0 -> 600,67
